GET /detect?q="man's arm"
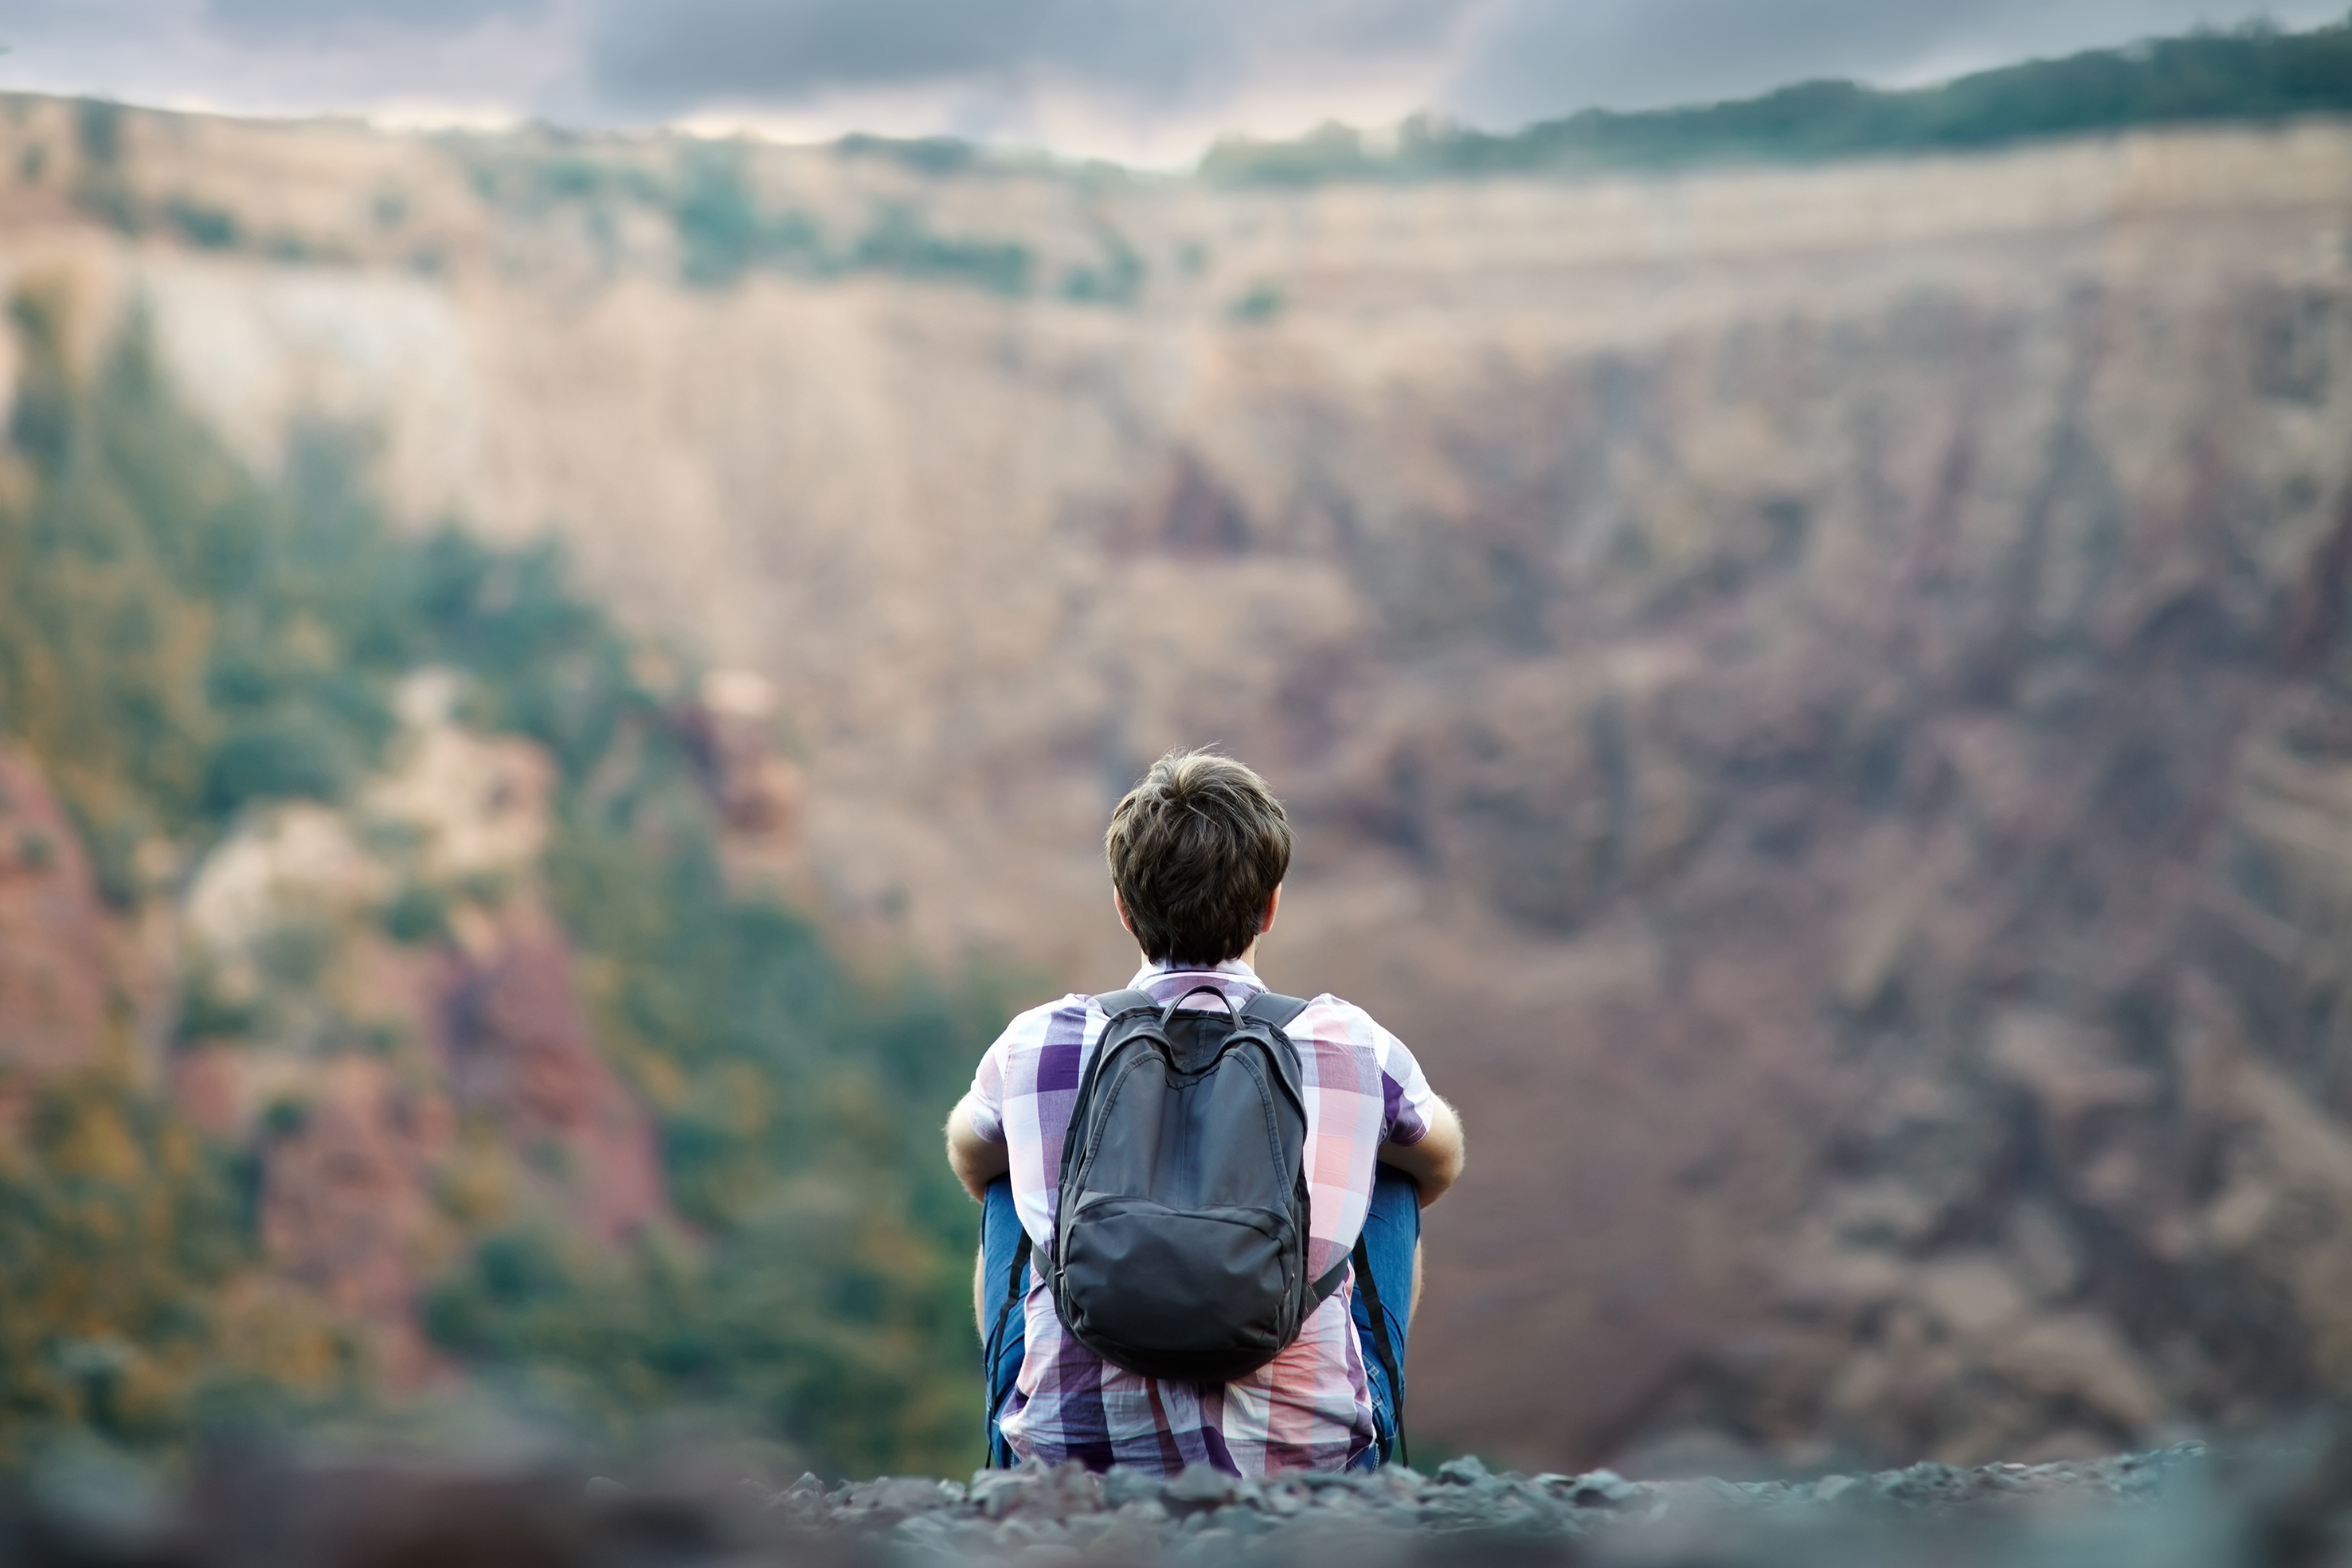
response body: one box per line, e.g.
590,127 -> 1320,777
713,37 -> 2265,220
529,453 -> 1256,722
1380,1095 -> 1466,1207
946,1089 -> 1010,1202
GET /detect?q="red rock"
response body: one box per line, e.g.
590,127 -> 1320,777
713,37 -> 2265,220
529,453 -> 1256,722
442,929 -> 666,1243
260,1058 -> 431,1324
0,747 -> 109,1077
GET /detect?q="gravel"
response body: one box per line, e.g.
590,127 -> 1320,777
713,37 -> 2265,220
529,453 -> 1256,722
18,1437 -> 2345,1567
743,1441 -> 2231,1565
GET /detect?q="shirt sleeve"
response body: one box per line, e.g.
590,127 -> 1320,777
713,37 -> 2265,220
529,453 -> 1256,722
966,995 -> 1074,1145
1373,1021 -> 1437,1148
968,1031 -> 1011,1144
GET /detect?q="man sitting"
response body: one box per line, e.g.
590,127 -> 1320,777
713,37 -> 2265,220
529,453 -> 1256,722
945,749 -> 1466,1474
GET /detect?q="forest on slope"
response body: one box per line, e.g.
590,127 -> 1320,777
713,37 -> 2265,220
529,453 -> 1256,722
0,280 -> 1004,1478
1201,12 -> 2352,182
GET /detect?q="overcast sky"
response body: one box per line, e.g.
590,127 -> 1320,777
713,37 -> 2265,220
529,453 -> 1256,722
0,0 -> 2342,165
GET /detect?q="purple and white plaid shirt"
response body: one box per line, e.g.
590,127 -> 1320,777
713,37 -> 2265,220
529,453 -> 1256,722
966,958 -> 1437,1475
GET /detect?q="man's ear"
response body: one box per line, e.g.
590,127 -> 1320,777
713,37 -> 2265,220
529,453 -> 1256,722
1113,889 -> 1136,936
1260,885 -> 1282,934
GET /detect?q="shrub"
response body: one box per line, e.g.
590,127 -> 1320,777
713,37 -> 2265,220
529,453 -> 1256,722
162,197 -> 240,251
851,206 -> 1031,298
378,882 -> 451,946
201,718 -> 348,816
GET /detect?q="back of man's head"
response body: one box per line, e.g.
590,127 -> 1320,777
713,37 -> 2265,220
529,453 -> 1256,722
1106,749 -> 1292,966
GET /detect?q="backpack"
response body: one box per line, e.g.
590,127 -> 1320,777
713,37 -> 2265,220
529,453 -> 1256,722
1077,986 -> 1348,1382
984,983 -> 1410,1457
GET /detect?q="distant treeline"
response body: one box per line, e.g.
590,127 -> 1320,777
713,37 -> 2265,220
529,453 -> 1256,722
1201,14 -> 2352,185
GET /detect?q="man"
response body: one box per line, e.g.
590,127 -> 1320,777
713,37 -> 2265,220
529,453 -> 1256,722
945,749 -> 1466,1473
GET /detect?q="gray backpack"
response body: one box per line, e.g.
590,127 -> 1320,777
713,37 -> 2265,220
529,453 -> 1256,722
1048,985 -> 1340,1382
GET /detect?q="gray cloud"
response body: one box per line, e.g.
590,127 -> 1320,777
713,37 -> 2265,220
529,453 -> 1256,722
2,0 -> 191,43
202,0 -> 547,44
589,0 -> 1192,111
581,0 -> 1473,115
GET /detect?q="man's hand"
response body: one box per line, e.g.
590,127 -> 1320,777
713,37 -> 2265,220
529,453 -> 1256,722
1380,1095 -> 1466,1206
946,1090 -> 1010,1202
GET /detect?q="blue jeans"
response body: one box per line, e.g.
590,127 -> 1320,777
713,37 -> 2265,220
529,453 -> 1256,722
980,1167 -> 1421,1468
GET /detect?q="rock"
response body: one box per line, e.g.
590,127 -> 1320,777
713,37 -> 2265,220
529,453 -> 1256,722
363,672 -> 556,886
832,1476 -> 966,1524
674,669 -> 802,843
971,1460 -> 1106,1523
256,1056 -> 440,1384
440,929 -> 666,1242
182,802 -> 388,962
1162,1464 -> 1244,1513
1564,1469 -> 1646,1508
1434,1455 -> 1492,1487
0,749 -> 109,1081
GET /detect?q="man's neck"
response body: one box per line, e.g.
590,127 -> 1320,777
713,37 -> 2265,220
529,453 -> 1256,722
1142,944 -> 1260,974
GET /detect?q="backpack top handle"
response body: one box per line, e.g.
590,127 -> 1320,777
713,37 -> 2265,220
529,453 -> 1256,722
1090,988 -> 1309,1038
1159,983 -> 1243,1030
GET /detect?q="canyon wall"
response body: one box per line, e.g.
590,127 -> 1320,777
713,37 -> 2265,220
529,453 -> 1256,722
2,95 -> 2350,1470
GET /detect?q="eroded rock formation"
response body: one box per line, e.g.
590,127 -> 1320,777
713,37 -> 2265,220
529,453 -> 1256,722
160,676 -> 674,1371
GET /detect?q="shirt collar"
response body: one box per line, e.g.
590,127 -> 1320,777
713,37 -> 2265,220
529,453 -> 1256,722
1129,956 -> 1261,989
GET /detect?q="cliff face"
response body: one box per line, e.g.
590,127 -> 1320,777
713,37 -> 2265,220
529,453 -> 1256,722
2,97 -> 2351,1470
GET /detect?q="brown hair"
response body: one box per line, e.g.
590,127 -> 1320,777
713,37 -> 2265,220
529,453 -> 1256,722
1106,749 -> 1293,965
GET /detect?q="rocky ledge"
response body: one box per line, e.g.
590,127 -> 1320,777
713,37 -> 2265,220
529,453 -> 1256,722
760,1445 -> 2217,1565
20,1438 -> 2337,1567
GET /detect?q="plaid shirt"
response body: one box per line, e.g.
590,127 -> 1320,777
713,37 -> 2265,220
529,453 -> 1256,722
966,958 -> 1437,1475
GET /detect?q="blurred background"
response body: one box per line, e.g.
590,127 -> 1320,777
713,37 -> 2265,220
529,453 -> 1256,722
0,0 -> 2349,1490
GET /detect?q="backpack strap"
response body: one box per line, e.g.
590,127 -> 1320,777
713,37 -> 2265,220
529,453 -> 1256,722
1352,1231 -> 1408,1468
1254,985 -> 1324,1304
1093,989 -> 1157,1019
1258,983 -> 1351,1316
1241,990 -> 1309,1030
1057,993 -> 1164,1206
